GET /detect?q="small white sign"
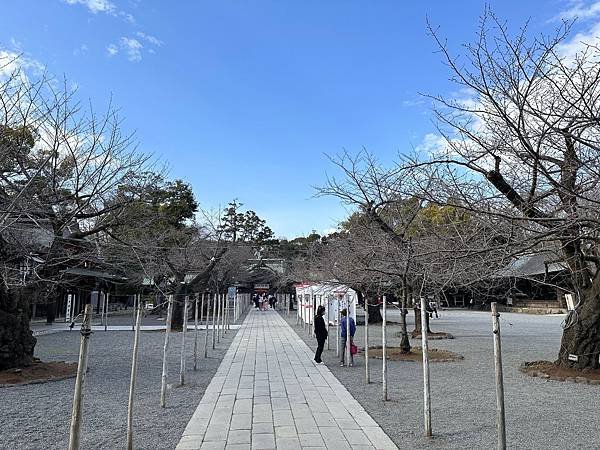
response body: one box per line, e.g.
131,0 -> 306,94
568,354 -> 579,362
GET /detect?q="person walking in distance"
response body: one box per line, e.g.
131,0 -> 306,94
340,308 -> 356,367
313,305 -> 328,364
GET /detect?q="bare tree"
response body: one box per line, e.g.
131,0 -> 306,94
0,54 -> 152,368
420,10 -> 600,369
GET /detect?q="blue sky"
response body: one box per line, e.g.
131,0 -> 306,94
1,0 -> 598,238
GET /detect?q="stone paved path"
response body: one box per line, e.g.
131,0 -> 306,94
176,309 -> 397,450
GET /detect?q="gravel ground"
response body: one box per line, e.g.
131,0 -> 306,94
1,313 -> 243,450
283,309 -> 600,450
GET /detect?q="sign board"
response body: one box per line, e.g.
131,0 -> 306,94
568,354 -> 579,362
65,294 -> 72,323
254,284 -> 269,290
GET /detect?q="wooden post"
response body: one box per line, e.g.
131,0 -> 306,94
212,293 -> 217,349
365,296 -> 370,384
68,303 -> 93,450
326,297 -> 330,351
104,292 -> 109,332
382,296 -> 387,399
160,295 -> 173,408
345,298 -> 351,367
131,294 -> 136,331
100,291 -> 105,330
421,297 -> 432,437
126,300 -> 143,450
179,295 -> 189,386
217,293 -> 223,342
336,298 -> 341,357
194,294 -> 199,371
491,302 -> 507,450
203,294 -> 209,358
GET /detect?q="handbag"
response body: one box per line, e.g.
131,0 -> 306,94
350,343 -> 358,355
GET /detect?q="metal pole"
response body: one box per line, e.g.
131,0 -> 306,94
421,297 -> 432,437
160,295 -> 174,408
68,303 -> 93,450
126,300 -> 143,450
365,296 -> 370,384
491,302 -> 507,450
382,295 -> 387,399
194,294 -> 199,371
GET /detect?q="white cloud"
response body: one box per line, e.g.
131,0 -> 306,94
63,0 -> 116,14
415,133 -> 448,155
555,1 -> 600,21
120,37 -> 142,62
0,49 -> 45,80
557,21 -> 600,60
73,44 -> 88,56
136,31 -> 163,47
106,43 -> 119,57
106,32 -> 162,62
322,227 -> 339,236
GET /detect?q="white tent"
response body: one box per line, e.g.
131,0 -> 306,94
295,282 -> 358,326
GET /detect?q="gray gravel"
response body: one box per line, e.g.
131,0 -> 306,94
284,309 -> 600,450
1,315 -> 241,450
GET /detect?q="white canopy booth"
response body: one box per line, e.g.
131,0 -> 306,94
295,282 -> 357,326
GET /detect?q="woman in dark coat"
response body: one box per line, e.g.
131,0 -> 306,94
314,305 -> 328,364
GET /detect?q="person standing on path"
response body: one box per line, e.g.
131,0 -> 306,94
340,308 -> 356,366
313,305 -> 328,364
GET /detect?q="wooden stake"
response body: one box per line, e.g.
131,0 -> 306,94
194,294 -> 199,371
345,298 -> 351,368
421,296 -> 432,437
203,294 -> 209,358
131,293 -> 137,331
491,302 -> 507,450
68,303 -> 93,450
160,295 -> 173,408
180,295 -> 189,386
365,297 -> 370,384
104,293 -> 109,332
382,296 -> 387,399
217,293 -> 222,342
326,297 -> 330,351
336,298 -> 341,357
212,294 -> 217,349
126,301 -> 143,450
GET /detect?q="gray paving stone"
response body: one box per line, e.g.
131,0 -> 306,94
230,413 -> 252,431
275,437 -> 301,450
227,430 -> 251,444
175,311 -> 396,450
253,422 -> 274,434
298,433 -> 326,447
252,433 -> 276,449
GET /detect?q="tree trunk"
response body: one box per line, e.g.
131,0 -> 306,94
412,306 -> 431,337
400,299 -> 411,354
171,283 -> 188,329
0,288 -> 37,370
46,299 -> 56,325
557,279 -> 600,369
556,240 -> 600,370
357,291 -> 382,323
